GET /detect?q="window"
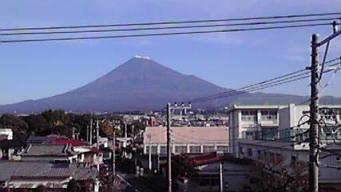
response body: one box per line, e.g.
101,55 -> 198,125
203,145 -> 215,153
146,145 -> 158,154
160,146 -> 167,154
151,146 -> 158,154
175,146 -> 187,154
261,111 -> 278,121
189,146 -> 201,153
243,131 -> 254,139
217,145 -> 228,153
247,148 -> 253,157
241,111 -> 257,121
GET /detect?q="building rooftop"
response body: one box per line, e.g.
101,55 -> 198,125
21,144 -> 75,157
237,139 -> 312,151
144,126 -> 228,145
0,161 -> 97,182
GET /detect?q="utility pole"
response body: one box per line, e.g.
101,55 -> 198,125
112,124 -> 116,176
166,102 -> 191,192
86,125 -> 89,143
96,120 -> 100,149
166,103 -> 172,192
309,33 -> 319,192
72,127 -> 75,140
308,21 -> 340,192
148,133 -> 152,171
219,162 -> 224,192
89,118 -> 93,145
124,121 -> 128,139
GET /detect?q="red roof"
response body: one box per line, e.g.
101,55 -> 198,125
49,138 -> 87,147
188,153 -> 224,166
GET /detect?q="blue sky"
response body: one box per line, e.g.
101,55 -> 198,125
1,0 -> 341,105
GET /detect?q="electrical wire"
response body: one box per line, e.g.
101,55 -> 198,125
1,17 -> 339,36
189,59 -> 341,104
2,12 -> 341,32
0,23 -> 332,44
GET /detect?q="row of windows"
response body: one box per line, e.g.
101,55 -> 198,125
241,110 -> 278,121
146,145 -> 228,154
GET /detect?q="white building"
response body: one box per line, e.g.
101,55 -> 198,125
278,104 -> 341,143
143,126 -> 229,155
227,105 -> 283,155
0,129 -> 13,140
228,104 -> 341,190
228,104 -> 341,156
237,140 -> 341,190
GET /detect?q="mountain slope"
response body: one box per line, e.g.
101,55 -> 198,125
0,56 -> 340,113
0,57 -> 229,113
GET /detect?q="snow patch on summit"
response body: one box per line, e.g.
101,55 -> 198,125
134,55 -> 151,60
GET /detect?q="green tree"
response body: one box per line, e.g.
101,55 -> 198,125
0,114 -> 29,141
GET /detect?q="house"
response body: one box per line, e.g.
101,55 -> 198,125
0,161 -> 99,191
48,137 -> 103,168
0,140 -> 25,160
143,126 -> 229,155
20,144 -> 78,163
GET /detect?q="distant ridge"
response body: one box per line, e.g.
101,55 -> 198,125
0,56 -> 340,114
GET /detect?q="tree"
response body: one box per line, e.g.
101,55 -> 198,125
100,120 -> 113,137
0,114 -> 29,141
171,155 -> 197,191
248,156 -> 308,192
67,179 -> 81,192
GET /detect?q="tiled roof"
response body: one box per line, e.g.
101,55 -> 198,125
49,138 -> 87,147
26,136 -> 53,144
144,126 -> 228,144
21,144 -> 75,157
0,161 -> 97,181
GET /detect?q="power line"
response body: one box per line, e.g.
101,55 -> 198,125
1,17 -> 339,36
0,23 -> 332,44
2,12 -> 340,32
188,58 -> 341,104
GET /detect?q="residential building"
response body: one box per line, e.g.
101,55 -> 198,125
20,143 -> 78,163
0,161 -> 99,191
143,126 -> 229,155
0,140 -> 24,160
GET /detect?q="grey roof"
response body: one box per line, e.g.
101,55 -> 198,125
26,136 -> 51,144
21,144 -> 75,157
0,161 -> 97,181
0,140 -> 25,149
